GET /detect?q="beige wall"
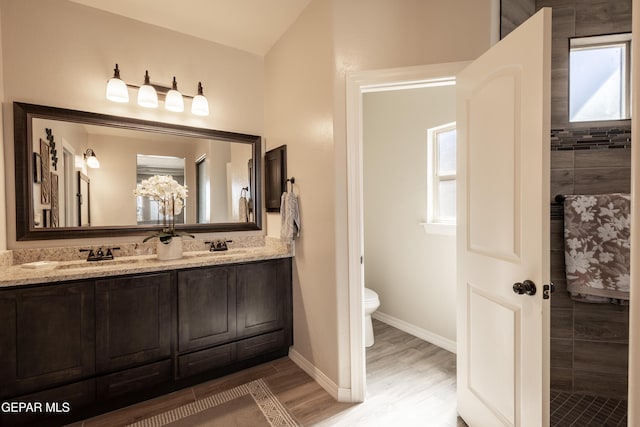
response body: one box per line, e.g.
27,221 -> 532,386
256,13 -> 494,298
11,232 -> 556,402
265,0 -> 495,392
363,85 -> 457,344
265,0 -> 338,382
1,0 -> 263,248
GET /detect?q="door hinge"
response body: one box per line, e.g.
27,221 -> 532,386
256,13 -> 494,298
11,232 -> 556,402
360,256 -> 363,265
543,282 -> 555,300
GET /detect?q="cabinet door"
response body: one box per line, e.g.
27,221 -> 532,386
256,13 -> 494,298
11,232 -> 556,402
236,259 -> 292,338
0,282 -> 95,399
95,273 -> 173,373
177,266 -> 236,352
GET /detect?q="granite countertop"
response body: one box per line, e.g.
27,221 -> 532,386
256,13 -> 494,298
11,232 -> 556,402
0,244 -> 292,288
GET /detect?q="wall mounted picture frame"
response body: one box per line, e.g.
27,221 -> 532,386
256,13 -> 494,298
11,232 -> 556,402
40,139 -> 51,204
32,152 -> 42,183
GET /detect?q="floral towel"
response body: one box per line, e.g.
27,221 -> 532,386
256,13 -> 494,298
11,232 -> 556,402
563,194 -> 631,303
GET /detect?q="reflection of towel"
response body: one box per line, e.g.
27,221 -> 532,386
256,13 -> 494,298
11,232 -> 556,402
280,191 -> 300,243
563,193 -> 630,304
239,196 -> 249,222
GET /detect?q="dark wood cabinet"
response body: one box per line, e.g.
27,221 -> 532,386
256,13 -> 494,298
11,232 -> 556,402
0,257 -> 292,426
95,272 -> 173,373
177,266 -> 236,352
0,282 -> 95,399
237,259 -> 291,338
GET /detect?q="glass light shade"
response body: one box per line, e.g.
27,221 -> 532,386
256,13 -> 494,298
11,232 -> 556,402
165,89 -> 184,112
106,77 -> 129,103
137,84 -> 158,108
86,154 -> 100,169
191,94 -> 209,116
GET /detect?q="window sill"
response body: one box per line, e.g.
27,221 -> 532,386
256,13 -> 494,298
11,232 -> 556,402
419,222 -> 455,236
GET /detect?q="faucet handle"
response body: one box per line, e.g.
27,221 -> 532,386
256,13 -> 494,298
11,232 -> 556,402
105,247 -> 120,258
79,248 -> 96,260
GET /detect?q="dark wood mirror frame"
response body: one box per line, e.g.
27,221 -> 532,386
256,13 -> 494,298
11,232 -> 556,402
14,102 -> 262,241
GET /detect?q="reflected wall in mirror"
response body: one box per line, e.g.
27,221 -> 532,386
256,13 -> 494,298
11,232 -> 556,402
14,102 -> 262,240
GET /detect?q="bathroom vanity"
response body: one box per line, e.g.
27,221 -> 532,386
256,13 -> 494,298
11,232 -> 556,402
0,250 -> 292,426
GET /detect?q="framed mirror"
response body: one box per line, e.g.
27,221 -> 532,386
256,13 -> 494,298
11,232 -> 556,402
14,102 -> 262,240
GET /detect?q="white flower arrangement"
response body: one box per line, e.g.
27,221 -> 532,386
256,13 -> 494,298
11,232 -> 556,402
133,175 -> 193,243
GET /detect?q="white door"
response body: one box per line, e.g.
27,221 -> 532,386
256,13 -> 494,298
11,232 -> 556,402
456,8 -> 551,427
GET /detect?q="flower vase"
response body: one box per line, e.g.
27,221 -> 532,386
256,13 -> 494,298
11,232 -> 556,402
156,237 -> 183,261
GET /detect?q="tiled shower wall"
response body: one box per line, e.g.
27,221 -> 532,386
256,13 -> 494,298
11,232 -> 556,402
550,129 -> 630,399
534,0 -> 632,399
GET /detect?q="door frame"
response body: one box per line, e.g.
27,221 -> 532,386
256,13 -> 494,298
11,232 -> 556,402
345,61 -> 469,402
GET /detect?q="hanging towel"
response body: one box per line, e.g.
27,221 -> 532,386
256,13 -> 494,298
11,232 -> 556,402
280,190 -> 301,243
239,196 -> 249,222
563,193 -> 630,304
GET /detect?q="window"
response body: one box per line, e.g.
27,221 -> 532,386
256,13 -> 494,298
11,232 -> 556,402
569,33 -> 631,122
135,154 -> 186,225
426,122 -> 456,233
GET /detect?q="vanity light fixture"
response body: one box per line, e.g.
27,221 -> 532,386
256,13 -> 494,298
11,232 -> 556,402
106,64 -> 129,103
165,77 -> 184,112
84,149 -> 100,169
191,82 -> 210,116
105,64 -> 209,116
137,70 -> 159,108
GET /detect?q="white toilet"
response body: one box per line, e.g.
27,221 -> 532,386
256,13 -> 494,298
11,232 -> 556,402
364,288 -> 380,347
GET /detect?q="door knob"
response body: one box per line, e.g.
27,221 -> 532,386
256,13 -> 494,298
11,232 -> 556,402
513,280 -> 536,296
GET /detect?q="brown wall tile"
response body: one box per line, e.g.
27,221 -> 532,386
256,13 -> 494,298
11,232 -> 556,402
551,367 -> 574,392
551,308 -> 573,339
551,338 -> 573,369
574,370 -> 628,399
551,150 -> 574,169
573,168 -> 631,194
574,340 -> 628,374
574,303 -> 629,342
574,148 -> 631,169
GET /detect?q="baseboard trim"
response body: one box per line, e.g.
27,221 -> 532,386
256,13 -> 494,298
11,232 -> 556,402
372,311 -> 457,354
288,348 -> 353,402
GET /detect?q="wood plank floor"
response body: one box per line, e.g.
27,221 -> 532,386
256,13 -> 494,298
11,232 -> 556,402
75,320 -> 466,426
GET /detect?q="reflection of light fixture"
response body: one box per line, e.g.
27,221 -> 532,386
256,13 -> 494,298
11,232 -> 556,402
84,149 -> 100,168
106,64 -> 129,103
137,70 -> 158,108
191,82 -> 210,116
165,77 -> 184,112
105,64 -> 209,116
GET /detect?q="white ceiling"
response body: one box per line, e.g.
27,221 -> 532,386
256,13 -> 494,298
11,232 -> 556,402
69,0 -> 312,56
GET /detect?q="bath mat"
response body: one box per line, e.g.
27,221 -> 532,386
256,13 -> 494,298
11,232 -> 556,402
126,378 -> 300,427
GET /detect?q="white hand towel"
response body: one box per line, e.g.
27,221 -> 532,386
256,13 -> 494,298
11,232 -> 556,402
280,191 -> 300,243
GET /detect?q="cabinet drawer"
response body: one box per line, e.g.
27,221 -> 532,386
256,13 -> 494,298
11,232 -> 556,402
178,343 -> 236,378
237,330 -> 286,361
97,359 -> 172,400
